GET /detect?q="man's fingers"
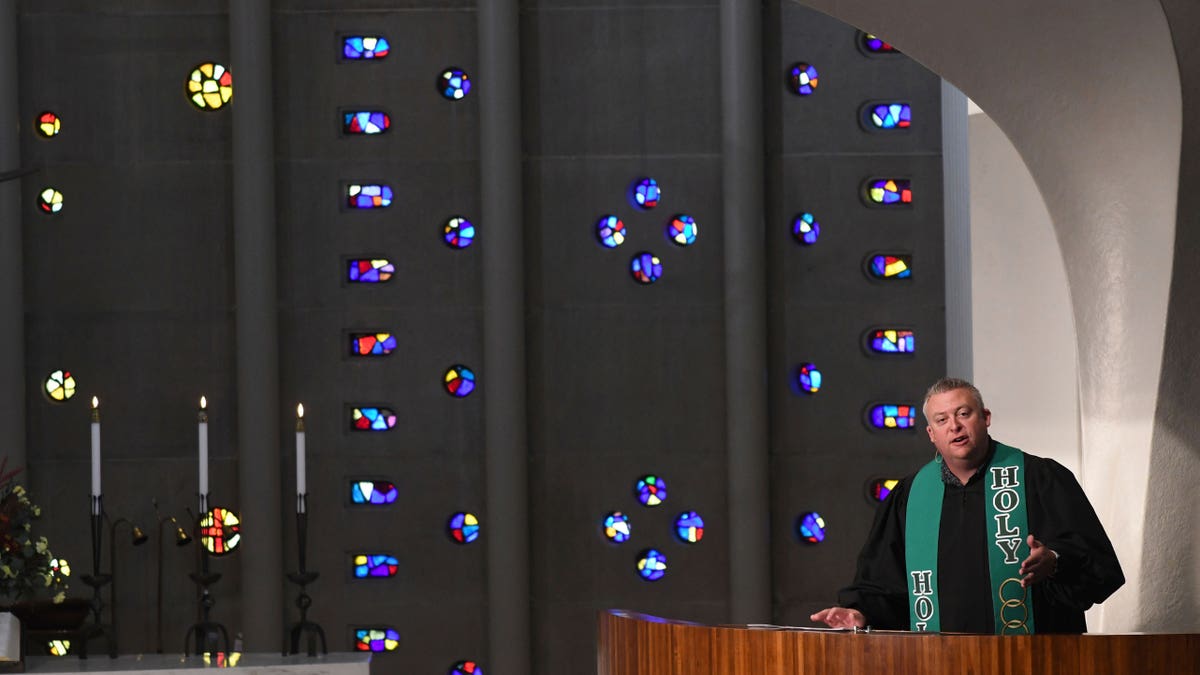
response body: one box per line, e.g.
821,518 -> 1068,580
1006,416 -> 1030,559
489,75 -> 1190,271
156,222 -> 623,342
1027,534 -> 1044,550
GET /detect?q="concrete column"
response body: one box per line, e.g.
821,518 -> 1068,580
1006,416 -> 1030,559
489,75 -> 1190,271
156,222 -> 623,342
230,0 -> 283,650
941,80 -> 971,379
0,0 -> 26,474
721,0 -> 771,623
478,1 -> 530,673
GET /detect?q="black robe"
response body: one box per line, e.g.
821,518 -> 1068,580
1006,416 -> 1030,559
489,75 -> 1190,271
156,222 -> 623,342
838,439 -> 1125,633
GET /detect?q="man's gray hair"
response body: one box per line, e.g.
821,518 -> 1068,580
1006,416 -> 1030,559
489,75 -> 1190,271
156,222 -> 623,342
922,377 -> 985,420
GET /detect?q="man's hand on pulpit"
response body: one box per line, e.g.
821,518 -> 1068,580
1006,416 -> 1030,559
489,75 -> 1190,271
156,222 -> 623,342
809,607 -> 866,629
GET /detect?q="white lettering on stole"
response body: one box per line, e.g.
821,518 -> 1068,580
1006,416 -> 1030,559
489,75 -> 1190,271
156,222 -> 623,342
910,569 -> 935,630
989,465 -> 1023,564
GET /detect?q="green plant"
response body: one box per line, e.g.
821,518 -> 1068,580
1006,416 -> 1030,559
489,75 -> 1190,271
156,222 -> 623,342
0,460 -> 66,603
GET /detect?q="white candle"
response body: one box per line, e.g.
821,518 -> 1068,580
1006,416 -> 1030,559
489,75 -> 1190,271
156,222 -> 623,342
296,403 -> 306,513
90,397 -> 101,514
198,396 -> 209,498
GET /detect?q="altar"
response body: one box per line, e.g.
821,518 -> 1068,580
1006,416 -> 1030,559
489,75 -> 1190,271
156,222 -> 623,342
20,653 -> 370,675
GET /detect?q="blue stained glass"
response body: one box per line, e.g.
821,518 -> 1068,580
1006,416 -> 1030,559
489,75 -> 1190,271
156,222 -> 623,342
798,512 -> 826,543
350,480 -> 398,505
861,33 -> 897,54
635,475 -> 667,506
636,549 -> 667,581
792,213 -> 820,245
632,178 -> 660,209
630,252 -> 663,284
444,365 -> 476,397
788,63 -> 819,95
869,404 -> 917,429
343,111 -> 390,135
597,215 -> 626,248
347,184 -> 392,209
448,512 -> 480,544
343,36 -> 390,60
603,512 -> 631,543
353,554 -> 398,578
354,628 -> 400,652
440,68 -> 471,100
869,255 -> 912,279
666,215 -> 697,246
674,511 -> 704,543
450,661 -> 481,675
347,259 -> 394,283
795,363 -> 822,394
352,407 -> 397,431
444,217 -> 475,249
871,103 -> 911,129
868,329 -> 915,354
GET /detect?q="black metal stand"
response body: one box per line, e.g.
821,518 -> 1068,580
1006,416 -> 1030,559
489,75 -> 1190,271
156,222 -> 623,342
183,495 -> 230,655
285,496 -> 326,656
78,496 -> 116,659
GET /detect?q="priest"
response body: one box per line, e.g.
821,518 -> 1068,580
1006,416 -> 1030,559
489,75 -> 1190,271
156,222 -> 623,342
811,377 -> 1124,633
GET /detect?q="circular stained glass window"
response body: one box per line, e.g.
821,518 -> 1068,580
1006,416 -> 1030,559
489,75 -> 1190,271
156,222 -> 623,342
792,213 -> 820,245
788,63 -> 819,96
630,252 -> 663,284
448,512 -> 480,544
632,178 -> 660,209
355,628 -> 400,652
634,475 -> 667,507
39,188 -> 64,214
794,363 -> 822,394
44,370 -> 76,402
666,215 -> 697,246
187,62 -> 233,110
797,511 -> 826,543
450,661 -> 481,675
37,112 -> 61,138
444,365 -> 476,397
868,478 -> 899,503
636,549 -> 667,581
603,512 -> 631,543
596,215 -> 626,248
199,507 -> 242,555
440,68 -> 471,100
674,511 -> 704,543
444,217 -> 475,249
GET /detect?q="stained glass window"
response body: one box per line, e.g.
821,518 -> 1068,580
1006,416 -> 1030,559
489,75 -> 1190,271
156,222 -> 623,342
794,363 -> 822,394
867,254 -> 912,279
636,549 -> 667,581
346,184 -> 392,209
866,328 -> 915,354
630,252 -> 663,284
199,507 -> 241,555
444,365 -> 476,397
866,103 -> 912,130
444,217 -> 475,249
343,111 -> 390,135
39,188 -> 64,214
596,215 -> 626,248
343,36 -> 390,60
347,259 -> 394,283
353,553 -> 399,578
674,511 -> 704,543
44,370 -> 76,402
797,512 -> 826,543
859,32 -> 898,54
354,628 -> 400,652
350,480 -> 398,505
869,478 -> 900,502
50,558 -> 70,578
440,68 -> 471,100
351,407 -> 397,431
448,512 -> 480,544
37,112 -> 61,137
187,63 -> 233,110
350,333 -> 397,356
868,404 -> 917,429
632,177 -> 660,209
450,661 -> 481,675
47,640 -> 71,656
865,179 -> 912,205
603,512 -> 631,543
788,63 -> 819,96
792,213 -> 820,245
635,475 -> 667,507
666,215 -> 697,246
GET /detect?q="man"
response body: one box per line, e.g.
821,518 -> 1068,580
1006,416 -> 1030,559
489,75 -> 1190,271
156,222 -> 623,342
811,377 -> 1124,633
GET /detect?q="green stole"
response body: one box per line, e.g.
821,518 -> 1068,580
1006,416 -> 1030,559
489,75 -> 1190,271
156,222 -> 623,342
904,442 -> 1035,634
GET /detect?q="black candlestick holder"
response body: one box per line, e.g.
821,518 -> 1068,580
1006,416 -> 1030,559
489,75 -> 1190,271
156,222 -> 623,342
285,495 -> 326,656
77,495 -> 116,658
183,496 -> 230,655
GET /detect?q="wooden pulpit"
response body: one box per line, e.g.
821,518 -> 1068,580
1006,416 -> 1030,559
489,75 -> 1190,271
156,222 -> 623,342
597,609 -> 1200,674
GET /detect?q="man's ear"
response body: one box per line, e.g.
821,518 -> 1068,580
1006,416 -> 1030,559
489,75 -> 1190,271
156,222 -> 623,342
983,408 -> 992,427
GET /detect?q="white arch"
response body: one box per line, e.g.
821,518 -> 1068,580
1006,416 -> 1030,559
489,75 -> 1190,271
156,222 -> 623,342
795,0 -> 1182,630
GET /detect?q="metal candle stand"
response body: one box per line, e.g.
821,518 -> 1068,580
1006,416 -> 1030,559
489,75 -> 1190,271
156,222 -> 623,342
183,494 -> 231,655
76,495 -> 116,658
285,494 -> 326,656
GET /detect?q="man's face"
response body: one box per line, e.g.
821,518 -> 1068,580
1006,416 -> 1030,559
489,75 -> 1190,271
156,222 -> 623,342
924,388 -> 991,466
